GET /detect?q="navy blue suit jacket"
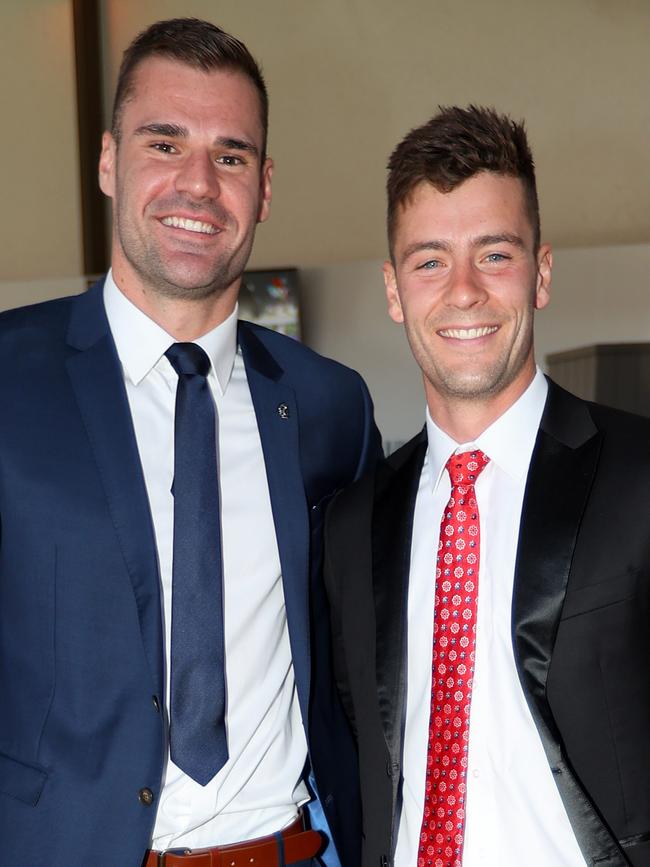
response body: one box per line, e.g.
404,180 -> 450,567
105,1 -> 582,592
0,280 -> 381,866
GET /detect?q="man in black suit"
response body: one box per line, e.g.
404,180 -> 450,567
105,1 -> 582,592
324,105 -> 650,867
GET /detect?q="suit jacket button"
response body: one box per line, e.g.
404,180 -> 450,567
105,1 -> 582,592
139,787 -> 155,806
152,695 -> 160,712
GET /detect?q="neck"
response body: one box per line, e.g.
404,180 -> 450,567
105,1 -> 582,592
111,269 -> 238,341
425,369 -> 536,443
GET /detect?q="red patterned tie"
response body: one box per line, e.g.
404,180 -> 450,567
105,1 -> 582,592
418,449 -> 490,867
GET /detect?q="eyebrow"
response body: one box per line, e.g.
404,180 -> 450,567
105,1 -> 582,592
399,239 -> 452,264
399,233 -> 526,265
134,124 -> 259,157
472,232 -> 526,250
135,122 -> 188,138
217,136 -> 259,157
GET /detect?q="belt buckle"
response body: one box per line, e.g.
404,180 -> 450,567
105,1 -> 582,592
158,847 -> 192,865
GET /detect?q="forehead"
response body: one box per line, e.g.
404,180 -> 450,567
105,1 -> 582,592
121,56 -> 264,147
393,173 -> 533,251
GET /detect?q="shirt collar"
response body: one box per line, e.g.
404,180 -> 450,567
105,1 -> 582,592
103,269 -> 238,394
424,368 -> 548,492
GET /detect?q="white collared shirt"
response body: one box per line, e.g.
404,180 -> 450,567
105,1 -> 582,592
395,369 -> 587,866
103,272 -> 309,850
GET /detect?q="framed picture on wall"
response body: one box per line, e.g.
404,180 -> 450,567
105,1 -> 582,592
239,268 -> 301,340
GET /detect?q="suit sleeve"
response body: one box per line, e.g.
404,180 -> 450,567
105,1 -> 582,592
351,374 -> 383,482
323,491 -> 358,739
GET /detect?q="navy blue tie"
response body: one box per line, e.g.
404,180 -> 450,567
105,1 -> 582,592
165,342 -> 228,786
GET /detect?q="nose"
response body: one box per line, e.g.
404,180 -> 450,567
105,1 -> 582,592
175,150 -> 220,200
444,261 -> 488,309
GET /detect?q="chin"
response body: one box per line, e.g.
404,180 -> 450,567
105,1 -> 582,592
435,365 -> 509,400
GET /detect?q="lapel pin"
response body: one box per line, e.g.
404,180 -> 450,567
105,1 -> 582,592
277,403 -> 289,419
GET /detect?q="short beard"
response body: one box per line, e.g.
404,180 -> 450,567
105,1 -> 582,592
128,250 -> 245,302
113,181 -> 256,303
407,313 -> 535,406
117,215 -> 256,304
428,362 -> 516,401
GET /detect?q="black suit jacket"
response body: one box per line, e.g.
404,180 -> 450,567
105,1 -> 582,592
324,380 -> 650,867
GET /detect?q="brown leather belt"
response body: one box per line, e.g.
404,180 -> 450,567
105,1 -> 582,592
143,816 -> 322,866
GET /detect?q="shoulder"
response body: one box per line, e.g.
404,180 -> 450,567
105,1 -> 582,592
587,400 -> 650,469
0,294 -> 78,366
238,320 -> 368,389
238,320 -> 382,485
587,399 -> 650,436
238,320 -> 376,430
544,378 -> 650,466
0,293 -> 77,332
328,429 -> 426,524
549,377 -> 650,434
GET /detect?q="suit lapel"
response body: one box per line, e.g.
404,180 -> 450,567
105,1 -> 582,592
238,323 -> 312,721
514,381 -> 627,865
66,283 -> 163,697
372,433 -> 427,775
514,382 -> 601,729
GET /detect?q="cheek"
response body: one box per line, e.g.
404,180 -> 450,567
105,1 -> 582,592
120,162 -> 172,205
403,302 -> 438,344
402,286 -> 439,328
227,177 -> 263,216
509,297 -> 537,346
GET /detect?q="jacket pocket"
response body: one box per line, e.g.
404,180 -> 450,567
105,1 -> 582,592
560,569 -> 639,619
0,751 -> 48,806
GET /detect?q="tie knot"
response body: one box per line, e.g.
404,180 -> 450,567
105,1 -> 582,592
165,342 -> 211,377
445,449 -> 489,487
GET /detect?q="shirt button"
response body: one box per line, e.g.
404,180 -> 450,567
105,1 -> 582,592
139,787 -> 155,806
472,769 -> 480,778
152,695 -> 160,712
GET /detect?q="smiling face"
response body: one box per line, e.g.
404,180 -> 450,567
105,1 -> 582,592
384,172 -> 551,428
99,56 -> 272,310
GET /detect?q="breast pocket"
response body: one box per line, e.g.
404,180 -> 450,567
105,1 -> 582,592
560,569 -> 639,620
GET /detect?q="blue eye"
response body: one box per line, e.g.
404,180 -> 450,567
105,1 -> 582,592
419,259 -> 441,270
485,253 -> 508,262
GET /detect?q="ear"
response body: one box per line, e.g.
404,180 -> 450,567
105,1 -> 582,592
257,157 -> 273,223
534,243 -> 552,311
98,131 -> 117,199
384,260 -> 404,323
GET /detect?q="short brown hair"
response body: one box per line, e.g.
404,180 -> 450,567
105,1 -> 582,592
387,105 -> 540,255
111,18 -> 269,159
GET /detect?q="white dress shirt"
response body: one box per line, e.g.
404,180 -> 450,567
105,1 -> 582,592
395,369 -> 587,866
103,272 -> 309,850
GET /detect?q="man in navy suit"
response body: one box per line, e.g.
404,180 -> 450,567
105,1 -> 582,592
0,18 -> 379,867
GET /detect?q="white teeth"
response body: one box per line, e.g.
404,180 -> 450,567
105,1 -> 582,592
161,216 -> 218,235
438,326 -> 498,340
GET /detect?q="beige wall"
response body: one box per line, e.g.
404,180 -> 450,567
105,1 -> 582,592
100,0 -> 650,270
0,0 -> 82,284
1,1 -> 648,434
2,0 -> 648,287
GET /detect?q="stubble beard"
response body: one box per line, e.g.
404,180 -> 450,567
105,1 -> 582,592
113,183 -> 257,303
121,230 -> 255,303
408,311 -> 535,405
